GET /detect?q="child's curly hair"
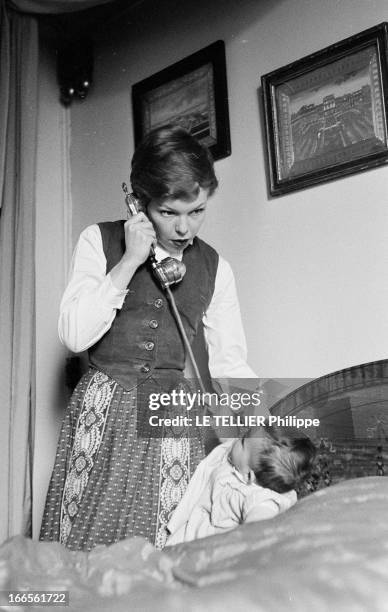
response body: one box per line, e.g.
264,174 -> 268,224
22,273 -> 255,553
246,424 -> 317,494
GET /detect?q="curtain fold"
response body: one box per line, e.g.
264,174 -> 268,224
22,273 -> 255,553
8,0 -> 114,13
0,3 -> 10,205
0,1 -> 39,543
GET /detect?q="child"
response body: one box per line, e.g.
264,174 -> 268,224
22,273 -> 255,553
167,424 -> 316,545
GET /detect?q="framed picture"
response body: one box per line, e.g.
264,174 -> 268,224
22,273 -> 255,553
132,41 -> 231,161
261,22 -> 388,196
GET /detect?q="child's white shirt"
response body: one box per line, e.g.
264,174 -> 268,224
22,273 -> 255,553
167,439 -> 297,545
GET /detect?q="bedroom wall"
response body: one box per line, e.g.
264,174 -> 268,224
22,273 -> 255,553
33,41 -> 71,537
69,0 -> 388,381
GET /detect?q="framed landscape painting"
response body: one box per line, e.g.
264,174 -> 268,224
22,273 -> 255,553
132,41 -> 231,161
262,23 -> 388,195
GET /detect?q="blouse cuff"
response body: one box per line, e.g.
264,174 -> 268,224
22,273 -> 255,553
103,274 -> 128,309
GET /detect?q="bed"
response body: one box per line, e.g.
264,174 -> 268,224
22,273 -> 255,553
1,477 -> 387,611
1,359 -> 387,611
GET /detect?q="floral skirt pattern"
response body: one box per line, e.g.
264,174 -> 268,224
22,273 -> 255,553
39,368 -> 205,551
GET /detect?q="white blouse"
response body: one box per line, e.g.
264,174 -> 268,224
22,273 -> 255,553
58,224 -> 257,380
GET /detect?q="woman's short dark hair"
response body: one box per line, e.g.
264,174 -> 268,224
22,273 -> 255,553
130,124 -> 218,205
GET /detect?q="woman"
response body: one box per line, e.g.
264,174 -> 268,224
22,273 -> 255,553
40,125 -> 257,551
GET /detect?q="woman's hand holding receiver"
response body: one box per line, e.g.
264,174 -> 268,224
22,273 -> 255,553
110,212 -> 156,291
123,212 -> 156,266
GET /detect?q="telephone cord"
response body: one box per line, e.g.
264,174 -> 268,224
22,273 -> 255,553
165,286 -> 207,396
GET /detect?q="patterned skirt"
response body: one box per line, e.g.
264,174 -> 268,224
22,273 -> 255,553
39,368 -> 205,551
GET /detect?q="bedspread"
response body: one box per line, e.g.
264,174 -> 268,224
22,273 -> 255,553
1,476 -> 388,611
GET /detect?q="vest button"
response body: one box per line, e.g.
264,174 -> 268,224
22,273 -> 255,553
140,364 -> 150,373
144,341 -> 155,351
154,298 -> 163,309
149,319 -> 159,329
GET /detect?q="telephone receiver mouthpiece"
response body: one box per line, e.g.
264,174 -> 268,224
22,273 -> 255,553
152,257 -> 186,288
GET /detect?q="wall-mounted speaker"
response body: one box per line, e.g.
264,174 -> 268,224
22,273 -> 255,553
56,38 -> 94,106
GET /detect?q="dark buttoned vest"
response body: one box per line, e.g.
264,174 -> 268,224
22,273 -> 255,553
88,220 -> 219,390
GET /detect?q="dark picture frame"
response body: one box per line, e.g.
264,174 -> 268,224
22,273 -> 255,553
132,41 -> 231,161
261,22 -> 388,196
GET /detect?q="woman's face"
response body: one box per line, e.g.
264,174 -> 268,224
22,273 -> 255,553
147,188 -> 208,256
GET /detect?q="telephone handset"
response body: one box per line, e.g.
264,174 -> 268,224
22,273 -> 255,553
121,183 -> 186,289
